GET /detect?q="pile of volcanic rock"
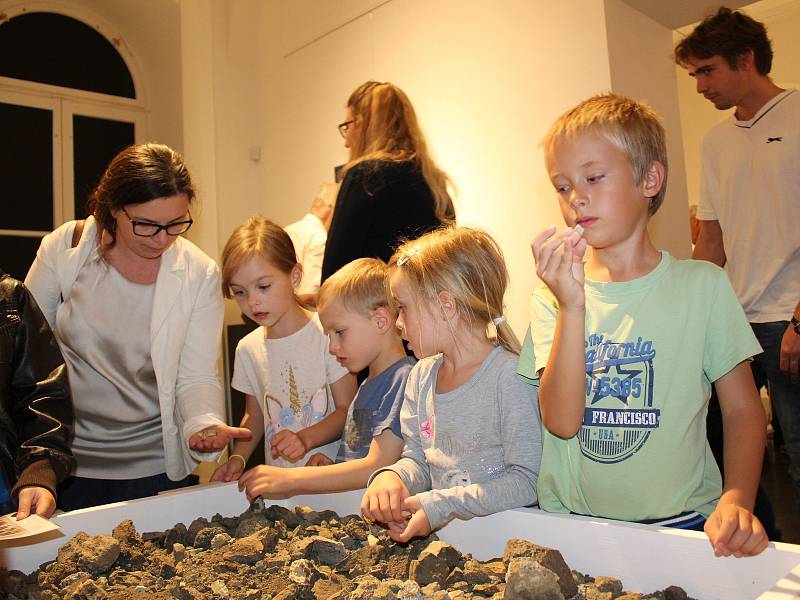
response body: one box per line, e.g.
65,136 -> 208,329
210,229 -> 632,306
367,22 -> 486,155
1,504 -> 695,600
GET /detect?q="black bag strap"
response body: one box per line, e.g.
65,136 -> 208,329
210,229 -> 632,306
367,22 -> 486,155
71,219 -> 85,248
60,219 -> 86,303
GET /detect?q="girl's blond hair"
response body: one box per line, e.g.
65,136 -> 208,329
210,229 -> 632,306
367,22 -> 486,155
221,216 -> 298,298
345,81 -> 455,224
389,227 -> 520,354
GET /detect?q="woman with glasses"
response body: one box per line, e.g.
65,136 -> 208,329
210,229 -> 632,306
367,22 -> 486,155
25,143 -> 249,510
321,81 -> 455,281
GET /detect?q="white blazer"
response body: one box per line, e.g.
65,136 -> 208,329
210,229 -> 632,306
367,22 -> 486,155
25,216 -> 225,480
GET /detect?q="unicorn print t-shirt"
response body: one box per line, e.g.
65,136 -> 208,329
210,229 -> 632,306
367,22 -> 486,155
232,314 -> 349,466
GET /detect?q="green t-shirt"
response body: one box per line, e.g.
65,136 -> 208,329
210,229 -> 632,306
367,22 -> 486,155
518,252 -> 761,520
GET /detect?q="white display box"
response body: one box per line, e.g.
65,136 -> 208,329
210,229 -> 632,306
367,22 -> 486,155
1,482 -> 799,599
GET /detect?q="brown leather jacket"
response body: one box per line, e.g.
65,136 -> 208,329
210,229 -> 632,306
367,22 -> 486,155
0,271 -> 74,502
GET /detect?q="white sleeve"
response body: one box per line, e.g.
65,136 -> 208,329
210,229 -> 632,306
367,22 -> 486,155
24,223 -> 73,329
175,260 -> 227,449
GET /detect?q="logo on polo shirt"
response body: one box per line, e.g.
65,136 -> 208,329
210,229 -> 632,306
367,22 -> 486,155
766,137 -> 783,143
580,334 -> 660,464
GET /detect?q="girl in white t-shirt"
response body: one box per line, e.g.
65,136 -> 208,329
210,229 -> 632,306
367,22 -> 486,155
212,217 -> 357,481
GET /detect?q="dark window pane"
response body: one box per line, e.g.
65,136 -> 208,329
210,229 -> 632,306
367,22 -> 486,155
73,116 -> 135,219
0,12 -> 135,98
0,236 -> 44,281
0,102 -> 53,231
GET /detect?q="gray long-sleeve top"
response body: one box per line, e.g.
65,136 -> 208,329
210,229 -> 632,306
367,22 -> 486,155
379,346 -> 542,530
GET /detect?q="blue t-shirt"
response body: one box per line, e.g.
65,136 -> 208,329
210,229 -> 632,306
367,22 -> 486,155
336,356 -> 415,463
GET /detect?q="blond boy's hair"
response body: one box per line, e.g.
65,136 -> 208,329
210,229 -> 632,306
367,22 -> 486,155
541,93 -> 668,216
390,227 -> 520,355
318,258 -> 391,317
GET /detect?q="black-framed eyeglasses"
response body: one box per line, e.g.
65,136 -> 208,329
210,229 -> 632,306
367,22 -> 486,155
121,207 -> 193,237
338,119 -> 355,138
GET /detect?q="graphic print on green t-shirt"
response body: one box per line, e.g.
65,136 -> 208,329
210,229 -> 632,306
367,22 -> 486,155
580,333 -> 660,464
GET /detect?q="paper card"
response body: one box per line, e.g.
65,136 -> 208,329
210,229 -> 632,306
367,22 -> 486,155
0,513 -> 59,540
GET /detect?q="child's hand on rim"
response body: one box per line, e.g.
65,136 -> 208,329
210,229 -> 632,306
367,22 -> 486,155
532,225 -> 588,311
210,457 -> 245,483
704,502 -> 769,557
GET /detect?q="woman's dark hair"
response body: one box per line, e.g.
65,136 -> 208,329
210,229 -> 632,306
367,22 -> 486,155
87,143 -> 195,245
674,7 -> 773,75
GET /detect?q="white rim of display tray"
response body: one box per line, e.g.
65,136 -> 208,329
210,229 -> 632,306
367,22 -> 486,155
1,481 -> 799,600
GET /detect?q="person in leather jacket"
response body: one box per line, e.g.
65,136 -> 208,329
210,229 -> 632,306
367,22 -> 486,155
0,270 -> 74,518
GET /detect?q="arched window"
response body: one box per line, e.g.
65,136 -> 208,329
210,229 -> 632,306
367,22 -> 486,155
0,12 -> 136,98
0,8 -> 145,280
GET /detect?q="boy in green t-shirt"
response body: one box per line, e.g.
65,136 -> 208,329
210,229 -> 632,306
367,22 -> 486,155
519,93 -> 768,557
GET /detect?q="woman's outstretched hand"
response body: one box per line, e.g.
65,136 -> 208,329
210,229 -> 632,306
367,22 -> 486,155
189,425 -> 252,452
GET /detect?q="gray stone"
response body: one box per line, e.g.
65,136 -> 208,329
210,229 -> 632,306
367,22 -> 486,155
58,571 -> 91,590
57,532 -> 121,576
235,514 -> 272,538
64,578 -> 107,599
264,505 -> 303,529
172,543 -> 186,562
396,579 -> 424,599
210,579 -> 230,597
210,532 -> 233,548
409,541 -> 461,587
505,557 -> 564,600
307,536 -> 347,566
164,523 -> 187,552
336,543 -> 387,576
288,558 -> 315,586
663,586 -> 689,600
258,526 -> 280,552
503,538 -> 577,598
185,517 -> 209,546
193,526 -> 228,549
221,535 -> 264,564
595,575 -> 623,594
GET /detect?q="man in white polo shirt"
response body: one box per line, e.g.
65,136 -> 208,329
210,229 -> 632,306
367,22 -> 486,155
676,8 -> 800,513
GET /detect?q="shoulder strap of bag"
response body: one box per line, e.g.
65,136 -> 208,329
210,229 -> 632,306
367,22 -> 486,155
71,219 -> 85,248
60,219 -> 86,303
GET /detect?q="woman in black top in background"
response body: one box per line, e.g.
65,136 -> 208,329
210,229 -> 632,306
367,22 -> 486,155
321,81 -> 455,281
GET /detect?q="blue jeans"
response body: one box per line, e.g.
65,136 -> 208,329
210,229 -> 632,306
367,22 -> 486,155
752,321 -> 800,506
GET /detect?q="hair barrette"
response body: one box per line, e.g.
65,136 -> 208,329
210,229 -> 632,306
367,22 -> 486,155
492,316 -> 507,326
397,248 -> 420,266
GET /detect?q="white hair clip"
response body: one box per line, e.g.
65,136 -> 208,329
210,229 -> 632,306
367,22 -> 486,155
492,316 -> 507,326
397,248 -> 420,266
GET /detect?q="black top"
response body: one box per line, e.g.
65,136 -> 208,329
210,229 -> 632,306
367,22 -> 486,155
321,160 -> 443,281
0,271 -> 75,500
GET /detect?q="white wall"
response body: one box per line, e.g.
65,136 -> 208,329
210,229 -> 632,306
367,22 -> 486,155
675,0 -> 800,209
605,0 -> 692,259
257,0 -> 614,337
12,0 -> 699,336
73,0 -> 184,149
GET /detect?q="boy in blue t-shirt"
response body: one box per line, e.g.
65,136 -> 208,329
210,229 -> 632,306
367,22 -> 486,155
238,258 -> 412,498
519,93 -> 768,557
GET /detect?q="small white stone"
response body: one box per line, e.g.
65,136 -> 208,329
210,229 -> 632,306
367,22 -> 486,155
210,579 -> 230,597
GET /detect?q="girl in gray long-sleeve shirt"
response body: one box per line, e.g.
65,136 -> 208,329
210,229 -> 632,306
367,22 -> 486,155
361,227 -> 542,542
